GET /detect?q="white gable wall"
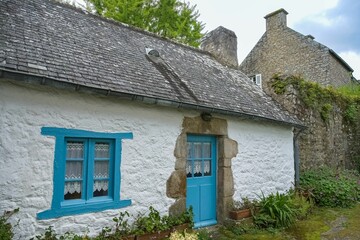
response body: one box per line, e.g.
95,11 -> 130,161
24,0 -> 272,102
0,80 -> 294,238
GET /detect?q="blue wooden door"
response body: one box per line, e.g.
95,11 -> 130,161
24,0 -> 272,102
186,135 -> 217,228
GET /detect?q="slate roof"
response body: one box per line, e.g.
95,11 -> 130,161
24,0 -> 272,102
0,0 -> 303,127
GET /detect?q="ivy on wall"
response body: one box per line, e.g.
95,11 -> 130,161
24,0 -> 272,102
270,74 -> 360,124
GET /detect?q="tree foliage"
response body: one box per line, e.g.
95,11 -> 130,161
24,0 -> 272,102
86,0 -> 205,47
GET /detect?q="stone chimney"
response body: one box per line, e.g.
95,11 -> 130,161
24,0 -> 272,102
264,8 -> 288,31
200,26 -> 238,67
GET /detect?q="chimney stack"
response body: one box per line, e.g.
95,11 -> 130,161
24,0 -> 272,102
264,8 -> 288,31
200,26 -> 238,67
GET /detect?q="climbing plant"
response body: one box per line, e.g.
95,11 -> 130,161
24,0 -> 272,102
270,74 -> 360,123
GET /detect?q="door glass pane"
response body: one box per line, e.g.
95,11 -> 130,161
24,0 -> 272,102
94,161 -> 109,178
187,142 -> 192,159
203,143 -> 211,158
64,181 -> 82,200
204,160 -> 211,176
93,180 -> 108,197
194,143 -> 202,158
66,142 -> 84,159
186,160 -> 192,178
95,143 -> 110,158
194,160 -> 202,177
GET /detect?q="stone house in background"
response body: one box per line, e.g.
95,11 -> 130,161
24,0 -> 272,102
238,9 -> 360,170
240,8 -> 357,93
0,0 -> 303,238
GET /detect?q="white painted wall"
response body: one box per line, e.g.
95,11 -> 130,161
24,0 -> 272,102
228,119 -> 295,201
0,80 -> 294,238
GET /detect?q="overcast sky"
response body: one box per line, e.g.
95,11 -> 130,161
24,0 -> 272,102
76,0 -> 359,79
186,0 -> 360,79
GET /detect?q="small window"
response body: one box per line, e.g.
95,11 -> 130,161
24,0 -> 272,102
37,127 -> 133,219
249,74 -> 262,88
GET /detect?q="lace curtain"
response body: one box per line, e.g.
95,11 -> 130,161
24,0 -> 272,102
64,181 -> 82,195
66,142 -> 84,159
95,143 -> 110,158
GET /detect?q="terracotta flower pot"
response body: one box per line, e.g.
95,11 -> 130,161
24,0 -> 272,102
229,208 -> 252,220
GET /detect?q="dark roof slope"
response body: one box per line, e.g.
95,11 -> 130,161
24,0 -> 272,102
0,0 -> 302,127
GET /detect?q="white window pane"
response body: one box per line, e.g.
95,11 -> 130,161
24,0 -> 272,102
65,161 -> 83,179
93,180 -> 109,197
194,160 -> 202,177
187,142 -> 192,159
94,161 -> 109,178
66,142 -> 84,159
203,143 -> 211,158
204,160 -> 211,176
186,160 -> 192,178
194,143 -> 202,158
64,181 -> 82,200
95,143 -> 110,158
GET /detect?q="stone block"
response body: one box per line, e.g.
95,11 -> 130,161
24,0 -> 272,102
174,157 -> 186,170
169,198 -> 186,216
174,134 -> 186,159
166,170 -> 186,198
218,167 -> 234,198
218,137 -> 238,159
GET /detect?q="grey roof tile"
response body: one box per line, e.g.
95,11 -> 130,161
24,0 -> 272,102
0,0 -> 302,127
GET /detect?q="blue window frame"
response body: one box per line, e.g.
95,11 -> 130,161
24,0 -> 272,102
37,127 -> 133,219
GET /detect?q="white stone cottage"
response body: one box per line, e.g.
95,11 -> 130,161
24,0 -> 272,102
0,0 -> 303,238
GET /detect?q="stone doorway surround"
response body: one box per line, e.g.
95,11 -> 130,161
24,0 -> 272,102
166,115 -> 238,223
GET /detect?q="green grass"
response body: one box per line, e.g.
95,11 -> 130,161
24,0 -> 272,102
218,203 -> 360,240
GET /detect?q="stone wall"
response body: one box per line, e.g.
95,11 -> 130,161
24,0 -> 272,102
240,9 -> 353,90
265,79 -> 360,170
0,79 -> 294,238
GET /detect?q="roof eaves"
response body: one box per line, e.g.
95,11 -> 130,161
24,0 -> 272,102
0,68 -> 306,129
328,49 -> 354,72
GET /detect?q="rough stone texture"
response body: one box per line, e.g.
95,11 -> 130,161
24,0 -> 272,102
166,170 -> 186,198
169,198 -> 186,216
240,9 -> 354,91
0,80 -> 295,238
200,26 -> 238,67
0,80 -> 182,239
265,82 -> 360,170
228,119 -> 295,200
168,115 -> 237,223
239,8 -> 359,171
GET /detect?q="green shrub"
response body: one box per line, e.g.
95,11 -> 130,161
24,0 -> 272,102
300,167 -> 360,208
270,75 -> 360,124
34,207 -> 193,239
253,191 -> 299,229
0,208 -> 19,240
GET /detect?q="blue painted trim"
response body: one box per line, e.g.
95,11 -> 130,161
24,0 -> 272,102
42,127 -> 133,139
186,134 -> 217,227
37,199 -> 131,219
38,127 -> 133,220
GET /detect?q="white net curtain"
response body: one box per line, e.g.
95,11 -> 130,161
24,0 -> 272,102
64,142 -> 111,199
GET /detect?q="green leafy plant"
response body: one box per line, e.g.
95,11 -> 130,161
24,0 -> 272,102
32,206 -> 193,239
300,167 -> 360,208
0,208 -> 19,240
270,74 -> 360,124
253,191 -> 298,229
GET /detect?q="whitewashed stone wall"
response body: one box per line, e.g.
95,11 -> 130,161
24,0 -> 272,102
0,80 -> 294,238
229,120 -> 294,201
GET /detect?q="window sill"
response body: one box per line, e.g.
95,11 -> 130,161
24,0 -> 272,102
37,199 -> 131,220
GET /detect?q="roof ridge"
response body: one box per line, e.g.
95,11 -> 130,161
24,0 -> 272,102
49,0 -> 213,58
